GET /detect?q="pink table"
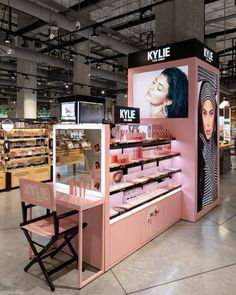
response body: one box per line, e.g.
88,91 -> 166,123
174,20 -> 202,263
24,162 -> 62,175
56,192 -> 104,288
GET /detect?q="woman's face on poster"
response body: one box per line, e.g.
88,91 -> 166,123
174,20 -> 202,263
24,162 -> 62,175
202,98 -> 215,140
146,74 -> 169,106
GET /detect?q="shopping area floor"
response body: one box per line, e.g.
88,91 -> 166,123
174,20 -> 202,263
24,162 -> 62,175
1,158 -> 236,295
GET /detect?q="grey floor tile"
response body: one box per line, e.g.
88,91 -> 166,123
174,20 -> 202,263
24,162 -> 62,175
203,202 -> 236,225
222,196 -> 236,209
22,270 -> 125,295
112,225 -> 236,293
129,264 -> 236,295
221,215 -> 236,233
176,216 -> 217,226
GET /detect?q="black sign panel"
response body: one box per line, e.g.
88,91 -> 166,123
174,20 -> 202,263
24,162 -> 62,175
114,106 -> 140,124
128,39 -> 219,68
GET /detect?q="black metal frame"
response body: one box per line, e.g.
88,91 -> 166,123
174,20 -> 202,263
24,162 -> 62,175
20,202 -> 87,292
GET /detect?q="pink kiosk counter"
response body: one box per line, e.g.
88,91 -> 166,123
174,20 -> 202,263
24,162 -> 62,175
53,39 -> 219,279
105,39 -> 219,270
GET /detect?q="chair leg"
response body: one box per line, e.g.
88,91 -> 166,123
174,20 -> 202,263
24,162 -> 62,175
64,234 -> 78,259
23,230 -> 55,292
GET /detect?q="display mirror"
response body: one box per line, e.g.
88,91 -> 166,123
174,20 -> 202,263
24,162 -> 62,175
54,127 -> 101,193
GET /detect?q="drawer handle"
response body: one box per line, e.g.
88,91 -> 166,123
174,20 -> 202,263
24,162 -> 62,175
154,208 -> 159,216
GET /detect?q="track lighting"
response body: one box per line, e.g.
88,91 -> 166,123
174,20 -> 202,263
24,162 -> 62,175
84,58 -> 89,65
21,39 -> 29,48
4,33 -> 11,44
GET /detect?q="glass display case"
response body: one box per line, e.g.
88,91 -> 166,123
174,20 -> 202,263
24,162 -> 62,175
53,124 -> 104,197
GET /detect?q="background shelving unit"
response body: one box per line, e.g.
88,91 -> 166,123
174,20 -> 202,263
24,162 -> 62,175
0,120 -> 51,190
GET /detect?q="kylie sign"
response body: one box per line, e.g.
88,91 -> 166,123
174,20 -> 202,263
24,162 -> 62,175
204,47 -> 213,63
114,106 -> 140,123
147,46 -> 170,62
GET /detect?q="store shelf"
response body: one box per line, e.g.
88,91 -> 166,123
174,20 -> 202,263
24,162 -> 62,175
7,136 -> 48,140
6,163 -> 48,170
110,138 -> 175,150
6,153 -> 48,160
110,185 -> 182,219
110,152 -> 181,172
110,169 -> 181,195
10,144 -> 48,149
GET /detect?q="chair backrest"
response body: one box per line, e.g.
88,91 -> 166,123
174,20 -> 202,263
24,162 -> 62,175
19,178 -> 56,211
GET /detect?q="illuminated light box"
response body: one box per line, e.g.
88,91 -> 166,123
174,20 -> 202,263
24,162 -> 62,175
61,102 -> 76,121
132,65 -> 188,119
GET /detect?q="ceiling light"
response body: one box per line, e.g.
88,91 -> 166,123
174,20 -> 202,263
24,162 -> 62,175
4,33 -> 12,44
49,33 -> 55,40
69,55 -> 74,62
7,48 -> 12,55
96,63 -> 101,69
44,93 -> 47,97
219,100 -> 229,109
49,100 -> 52,103
75,21 -> 81,30
65,84 -> 69,89
101,90 -> 105,94
91,27 -> 99,38
125,94 -> 127,98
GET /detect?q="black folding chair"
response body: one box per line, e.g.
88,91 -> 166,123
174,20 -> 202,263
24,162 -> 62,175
19,178 -> 87,292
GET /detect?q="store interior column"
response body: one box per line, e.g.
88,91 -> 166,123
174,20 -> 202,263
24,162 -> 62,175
16,58 -> 37,118
155,0 -> 204,46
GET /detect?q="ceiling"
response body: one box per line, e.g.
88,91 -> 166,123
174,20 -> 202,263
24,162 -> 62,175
0,0 -> 235,107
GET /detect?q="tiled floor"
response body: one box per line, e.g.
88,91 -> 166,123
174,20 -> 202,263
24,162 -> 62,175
0,157 -> 236,294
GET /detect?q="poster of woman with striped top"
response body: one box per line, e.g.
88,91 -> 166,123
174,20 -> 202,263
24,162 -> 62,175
197,67 -> 218,212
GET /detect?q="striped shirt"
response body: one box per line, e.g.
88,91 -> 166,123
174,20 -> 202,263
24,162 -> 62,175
199,133 -> 218,209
